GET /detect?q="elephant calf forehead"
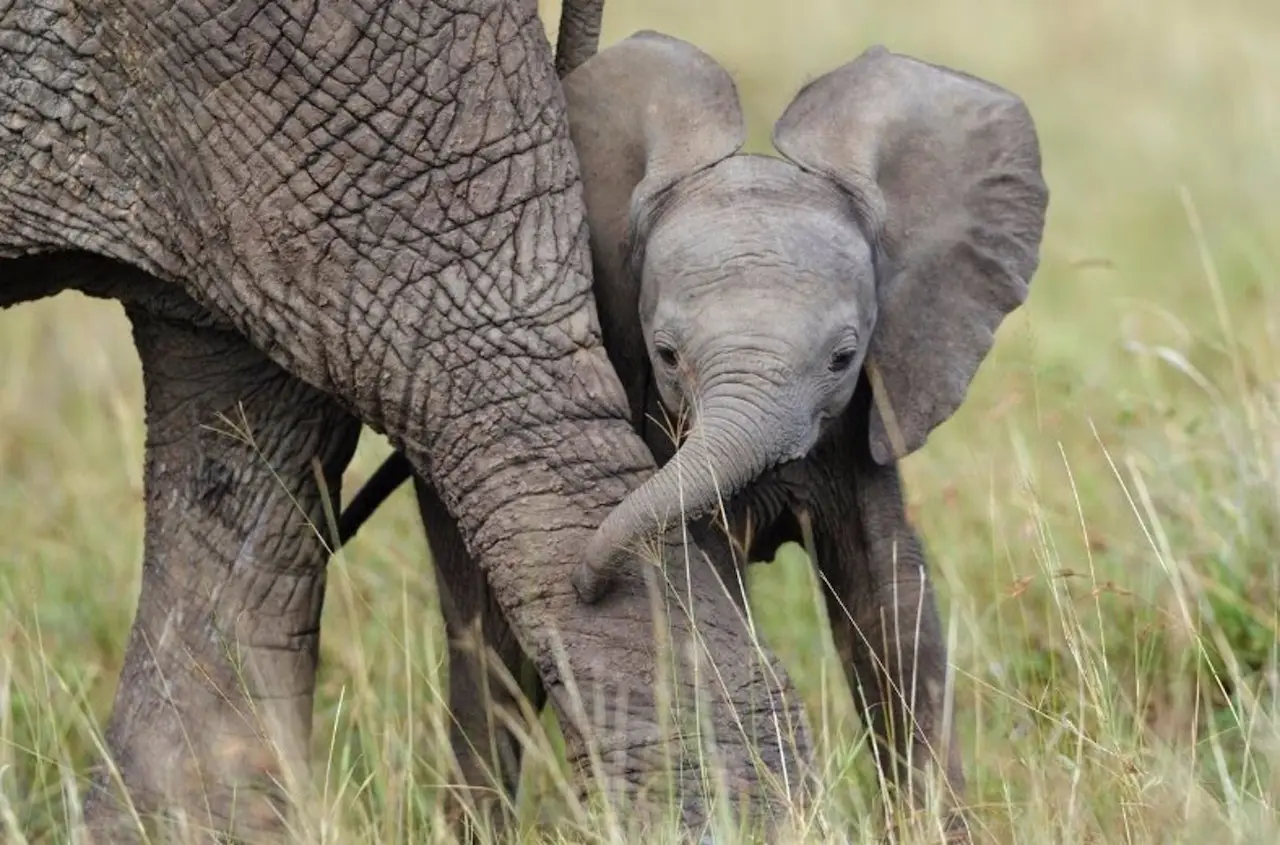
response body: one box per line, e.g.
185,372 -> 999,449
649,205 -> 870,288
649,155 -> 872,279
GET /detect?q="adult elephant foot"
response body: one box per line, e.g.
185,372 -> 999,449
81,308 -> 360,843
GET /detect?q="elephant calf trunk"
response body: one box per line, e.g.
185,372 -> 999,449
572,395 -> 788,603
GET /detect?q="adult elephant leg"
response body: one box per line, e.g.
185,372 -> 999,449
805,399 -> 968,841
554,0 -> 604,77
410,473 -> 546,840
417,373 -> 773,838
82,309 -> 360,843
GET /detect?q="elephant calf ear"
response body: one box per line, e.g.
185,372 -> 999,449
562,31 -> 747,291
772,46 -> 1049,465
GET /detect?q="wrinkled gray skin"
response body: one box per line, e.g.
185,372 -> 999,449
0,5 -> 811,843
340,31 -> 1049,841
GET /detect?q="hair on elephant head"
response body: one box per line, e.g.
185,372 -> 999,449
567,31 -> 1049,603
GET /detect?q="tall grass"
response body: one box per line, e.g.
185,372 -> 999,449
3,0 -> 1278,841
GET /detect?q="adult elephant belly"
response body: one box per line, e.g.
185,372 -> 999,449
0,0 -> 811,840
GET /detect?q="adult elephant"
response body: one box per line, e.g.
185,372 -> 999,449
0,1 -> 810,841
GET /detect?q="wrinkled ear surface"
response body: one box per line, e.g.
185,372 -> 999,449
563,30 -> 747,292
773,46 -> 1049,465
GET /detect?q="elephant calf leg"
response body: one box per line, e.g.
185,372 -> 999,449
819,525 -> 968,842
82,311 -> 359,842
412,476 -> 547,840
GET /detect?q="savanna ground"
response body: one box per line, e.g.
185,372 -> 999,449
3,0 -> 1279,842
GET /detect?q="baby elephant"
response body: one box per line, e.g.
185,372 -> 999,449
567,34 -> 1047,604
339,31 -> 1047,840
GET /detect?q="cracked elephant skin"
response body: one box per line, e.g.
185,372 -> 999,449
0,2 -> 811,841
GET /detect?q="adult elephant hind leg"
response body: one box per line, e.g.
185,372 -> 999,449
805,416 -> 969,841
82,310 -> 360,843
410,474 -> 547,841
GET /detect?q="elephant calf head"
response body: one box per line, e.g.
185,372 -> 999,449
567,32 -> 1049,603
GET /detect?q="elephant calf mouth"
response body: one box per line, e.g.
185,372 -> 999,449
752,454 -> 808,488
723,493 -> 809,568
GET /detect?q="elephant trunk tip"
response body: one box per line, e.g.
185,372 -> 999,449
572,397 -> 790,606
572,527 -> 626,604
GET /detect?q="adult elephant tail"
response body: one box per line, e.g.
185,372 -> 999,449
337,450 -> 413,546
554,0 -> 605,78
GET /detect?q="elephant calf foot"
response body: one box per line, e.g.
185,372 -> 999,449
82,310 -> 359,842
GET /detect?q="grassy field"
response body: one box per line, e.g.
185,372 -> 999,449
3,0 -> 1279,841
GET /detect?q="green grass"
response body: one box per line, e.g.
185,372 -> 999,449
3,0 -> 1280,841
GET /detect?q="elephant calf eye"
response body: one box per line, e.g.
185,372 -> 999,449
829,349 -> 856,373
656,345 -> 679,368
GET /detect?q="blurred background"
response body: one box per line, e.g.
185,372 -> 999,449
2,0 -> 1278,841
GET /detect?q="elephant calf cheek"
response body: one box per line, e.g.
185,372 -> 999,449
82,310 -> 359,843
